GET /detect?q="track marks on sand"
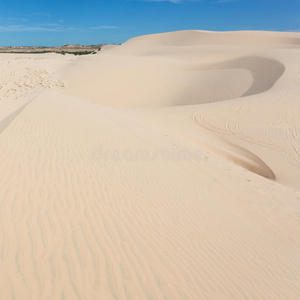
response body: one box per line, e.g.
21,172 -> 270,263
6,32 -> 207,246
0,93 -> 299,299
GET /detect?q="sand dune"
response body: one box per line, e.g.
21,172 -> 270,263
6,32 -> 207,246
0,31 -> 300,299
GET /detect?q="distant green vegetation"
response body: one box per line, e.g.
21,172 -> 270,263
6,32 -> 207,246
0,51 -> 50,54
59,51 -> 98,55
0,50 -> 99,55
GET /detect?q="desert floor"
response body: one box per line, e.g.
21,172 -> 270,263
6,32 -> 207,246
0,31 -> 300,299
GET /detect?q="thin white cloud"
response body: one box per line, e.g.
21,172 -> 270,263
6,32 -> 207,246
7,17 -> 29,22
43,23 -> 63,27
0,16 -> 29,22
0,25 -> 60,32
214,0 -> 237,3
145,0 -> 181,2
143,0 -> 200,3
89,25 -> 119,30
0,23 -> 120,33
0,23 -> 79,32
143,0 -> 236,3
35,12 -> 52,18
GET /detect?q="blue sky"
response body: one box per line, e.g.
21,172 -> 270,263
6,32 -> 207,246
0,0 -> 299,46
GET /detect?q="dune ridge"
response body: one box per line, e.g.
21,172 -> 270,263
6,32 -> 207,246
0,30 -> 299,299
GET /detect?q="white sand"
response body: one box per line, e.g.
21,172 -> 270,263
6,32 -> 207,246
0,31 -> 300,299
